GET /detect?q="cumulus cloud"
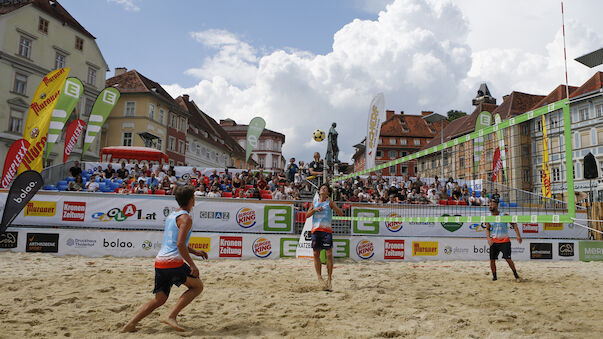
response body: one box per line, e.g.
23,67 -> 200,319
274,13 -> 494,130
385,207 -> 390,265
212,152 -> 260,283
107,0 -> 140,12
164,0 -> 473,163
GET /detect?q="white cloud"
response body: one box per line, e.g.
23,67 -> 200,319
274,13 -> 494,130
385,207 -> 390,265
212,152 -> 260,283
107,0 -> 140,12
163,0 -> 602,165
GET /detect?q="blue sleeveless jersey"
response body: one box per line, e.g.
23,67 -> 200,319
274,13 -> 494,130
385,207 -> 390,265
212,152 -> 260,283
312,195 -> 332,233
155,210 -> 191,268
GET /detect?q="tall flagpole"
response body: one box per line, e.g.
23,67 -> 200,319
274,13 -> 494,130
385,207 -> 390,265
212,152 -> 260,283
561,1 -> 570,100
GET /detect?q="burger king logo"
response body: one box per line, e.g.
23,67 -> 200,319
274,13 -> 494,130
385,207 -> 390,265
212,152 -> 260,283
385,213 -> 403,232
356,239 -> 374,260
236,207 -> 256,228
252,237 -> 272,258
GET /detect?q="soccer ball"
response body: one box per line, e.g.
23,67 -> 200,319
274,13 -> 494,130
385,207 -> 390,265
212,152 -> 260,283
313,129 -> 325,142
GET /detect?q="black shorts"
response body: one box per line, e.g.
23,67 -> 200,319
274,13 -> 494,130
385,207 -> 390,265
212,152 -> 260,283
153,264 -> 193,296
490,242 -> 512,260
311,231 -> 333,250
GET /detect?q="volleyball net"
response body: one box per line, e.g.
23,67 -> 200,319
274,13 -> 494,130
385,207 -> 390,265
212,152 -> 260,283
331,99 -> 576,224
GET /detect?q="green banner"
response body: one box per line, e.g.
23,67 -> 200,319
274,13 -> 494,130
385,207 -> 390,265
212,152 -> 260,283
45,77 -> 83,160
82,87 -> 120,158
246,117 -> 266,162
473,111 -> 492,176
493,113 -> 507,182
579,241 -> 603,261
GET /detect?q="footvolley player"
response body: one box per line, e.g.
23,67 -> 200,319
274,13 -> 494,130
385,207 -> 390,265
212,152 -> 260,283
485,200 -> 522,282
122,186 -> 208,332
306,183 -> 344,290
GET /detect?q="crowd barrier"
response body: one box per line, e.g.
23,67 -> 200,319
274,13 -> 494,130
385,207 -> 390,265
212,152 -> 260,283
2,227 -> 602,261
0,192 -> 588,239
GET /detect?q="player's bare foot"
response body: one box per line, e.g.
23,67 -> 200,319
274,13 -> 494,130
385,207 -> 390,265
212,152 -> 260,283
121,322 -> 137,333
325,279 -> 332,291
162,318 -> 185,332
515,277 -> 522,283
317,277 -> 327,290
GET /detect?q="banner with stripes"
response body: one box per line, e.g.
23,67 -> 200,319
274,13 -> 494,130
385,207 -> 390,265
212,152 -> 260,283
81,87 -> 120,158
44,77 -> 83,161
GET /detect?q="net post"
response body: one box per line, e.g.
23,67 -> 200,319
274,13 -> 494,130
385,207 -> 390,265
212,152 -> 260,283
562,101 -> 576,218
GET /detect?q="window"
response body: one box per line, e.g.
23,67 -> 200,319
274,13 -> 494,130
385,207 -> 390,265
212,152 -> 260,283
122,132 -> 132,146
170,114 -> 177,128
579,108 -> 589,121
376,150 -> 382,158
580,132 -> 590,148
55,52 -> 65,69
459,157 -> 465,169
8,109 -> 24,133
552,167 -> 561,182
401,166 -> 408,173
522,124 -> 529,135
75,36 -> 84,51
523,169 -> 530,183
87,67 -> 96,86
125,101 -> 136,116
178,140 -> 185,154
598,129 -> 603,144
13,72 -> 27,95
157,138 -> 162,151
149,104 -> 155,120
596,104 -> 603,118
272,158 -> 279,169
180,117 -> 186,132
522,145 -> 530,156
389,138 -> 396,145
259,156 -> 265,168
431,158 -> 436,169
378,138 -> 383,145
414,139 -> 421,146
158,109 -> 164,124
551,137 -> 560,152
18,36 -> 31,58
84,98 -> 94,116
168,137 -> 176,151
267,139 -> 273,150
551,116 -> 559,129
38,17 -> 49,34
388,151 -> 397,159
536,120 -> 542,132
259,141 -> 265,150
443,157 -> 448,166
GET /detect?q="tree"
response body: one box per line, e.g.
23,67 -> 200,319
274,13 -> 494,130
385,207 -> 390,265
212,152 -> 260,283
447,110 -> 467,122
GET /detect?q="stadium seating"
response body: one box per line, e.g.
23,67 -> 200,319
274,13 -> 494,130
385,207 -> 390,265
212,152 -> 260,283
222,192 -> 233,198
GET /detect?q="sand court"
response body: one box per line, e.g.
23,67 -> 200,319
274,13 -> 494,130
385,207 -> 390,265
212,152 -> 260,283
0,252 -> 602,338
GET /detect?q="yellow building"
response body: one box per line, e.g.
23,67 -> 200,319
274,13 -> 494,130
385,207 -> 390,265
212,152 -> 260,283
102,68 -> 190,165
0,0 -> 109,165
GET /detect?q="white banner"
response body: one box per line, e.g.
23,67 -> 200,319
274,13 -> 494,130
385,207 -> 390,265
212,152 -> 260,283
2,228 -> 580,262
350,205 -> 587,239
0,192 -> 295,233
365,93 -> 385,170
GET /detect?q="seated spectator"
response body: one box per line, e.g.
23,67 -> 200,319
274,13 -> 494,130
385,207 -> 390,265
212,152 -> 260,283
161,177 -> 173,195
155,167 -> 166,182
348,189 -> 360,202
257,175 -> 268,190
439,186 -> 448,200
446,177 -> 455,190
284,182 -> 294,196
452,183 -> 462,201
235,190 -> 246,199
134,179 -> 148,194
194,185 -> 207,197
469,192 -> 481,206
491,189 -> 500,203
116,162 -> 129,179
86,175 -> 99,192
407,189 -> 419,204
427,188 -> 438,204
387,194 -> 398,204
232,173 -> 242,189
147,173 -> 160,191
117,182 -> 131,194
209,170 -> 219,182
207,187 -> 221,198
104,163 -> 116,179
168,169 -> 177,184
132,164 -> 142,177
68,175 -> 84,191
93,166 -> 105,179
141,165 -> 152,177
272,186 -> 285,200
480,192 -> 490,206
69,160 -> 82,178
277,170 -> 287,185
191,167 -> 201,178
461,184 -> 470,202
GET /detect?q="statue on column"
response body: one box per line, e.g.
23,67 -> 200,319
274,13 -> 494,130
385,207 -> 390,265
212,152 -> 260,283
326,122 -> 340,169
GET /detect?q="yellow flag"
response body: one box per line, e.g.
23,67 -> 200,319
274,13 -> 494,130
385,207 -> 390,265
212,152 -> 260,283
541,115 -> 552,198
18,68 -> 70,173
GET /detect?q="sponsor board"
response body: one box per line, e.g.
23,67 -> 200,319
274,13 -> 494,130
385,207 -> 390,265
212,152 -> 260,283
189,237 -> 211,252
24,201 -> 56,217
199,210 -> 230,221
103,238 -> 133,248
530,243 -> 553,259
522,224 -> 539,234
252,237 -> 272,258
384,239 -> 404,259
0,231 -> 18,248
558,242 -> 574,257
443,245 -> 469,255
66,237 -> 97,248
141,240 -> 161,251
62,201 -> 86,221
219,236 -> 243,257
579,241 -> 603,261
440,215 -> 463,232
236,208 -> 256,228
385,213 -> 403,232
92,204 -> 156,222
356,239 -> 375,260
469,223 -> 486,232
26,233 -> 59,253
280,237 -> 299,258
412,241 -> 438,256
544,223 -> 563,231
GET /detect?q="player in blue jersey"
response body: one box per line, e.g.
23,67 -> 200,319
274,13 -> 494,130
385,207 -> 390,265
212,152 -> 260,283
485,200 -> 522,282
122,186 -> 208,332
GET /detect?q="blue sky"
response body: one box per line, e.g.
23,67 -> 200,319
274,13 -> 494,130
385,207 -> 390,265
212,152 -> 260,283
59,0 -> 603,162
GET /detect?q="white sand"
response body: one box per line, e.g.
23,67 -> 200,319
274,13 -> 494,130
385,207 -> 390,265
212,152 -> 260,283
0,252 -> 602,338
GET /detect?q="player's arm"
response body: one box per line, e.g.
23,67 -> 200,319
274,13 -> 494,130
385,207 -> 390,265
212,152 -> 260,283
306,203 -> 319,217
188,245 -> 208,259
511,222 -> 522,243
330,200 -> 344,216
485,223 -> 493,246
176,214 -> 199,277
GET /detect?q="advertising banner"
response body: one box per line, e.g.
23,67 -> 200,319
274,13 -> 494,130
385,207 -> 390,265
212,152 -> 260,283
245,117 -> 266,162
1,139 -> 30,188
0,171 -> 44,233
45,77 -> 83,160
473,111 -> 492,176
81,87 -> 120,157
0,192 -> 294,233
365,93 -> 385,170
63,119 -> 86,162
493,113 -> 507,182
578,241 -> 603,261
350,205 -> 587,239
541,115 -> 552,198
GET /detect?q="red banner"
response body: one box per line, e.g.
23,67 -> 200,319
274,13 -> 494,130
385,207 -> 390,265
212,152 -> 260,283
492,147 -> 502,182
64,119 -> 85,163
1,139 -> 31,188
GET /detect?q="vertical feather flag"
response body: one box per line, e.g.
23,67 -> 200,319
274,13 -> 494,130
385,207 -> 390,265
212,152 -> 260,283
44,77 -> 83,160
541,115 -> 552,198
81,87 -> 120,158
365,93 -> 385,170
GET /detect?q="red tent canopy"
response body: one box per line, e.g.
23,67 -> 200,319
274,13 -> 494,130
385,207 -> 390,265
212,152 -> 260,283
100,146 -> 169,166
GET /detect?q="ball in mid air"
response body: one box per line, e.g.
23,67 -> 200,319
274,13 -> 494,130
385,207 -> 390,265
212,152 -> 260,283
313,129 -> 325,142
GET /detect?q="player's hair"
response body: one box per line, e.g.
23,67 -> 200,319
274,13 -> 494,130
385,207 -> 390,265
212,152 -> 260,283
174,185 -> 195,207
319,183 -> 332,196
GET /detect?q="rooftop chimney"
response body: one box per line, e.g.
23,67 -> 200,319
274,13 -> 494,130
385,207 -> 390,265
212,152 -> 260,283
386,110 -> 395,120
182,94 -> 190,102
114,67 -> 127,76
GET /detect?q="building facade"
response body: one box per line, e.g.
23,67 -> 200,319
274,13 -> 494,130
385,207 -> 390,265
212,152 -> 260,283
0,0 -> 108,165
177,95 -> 252,168
219,119 -> 285,171
352,110 -> 446,176
103,68 -> 189,165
